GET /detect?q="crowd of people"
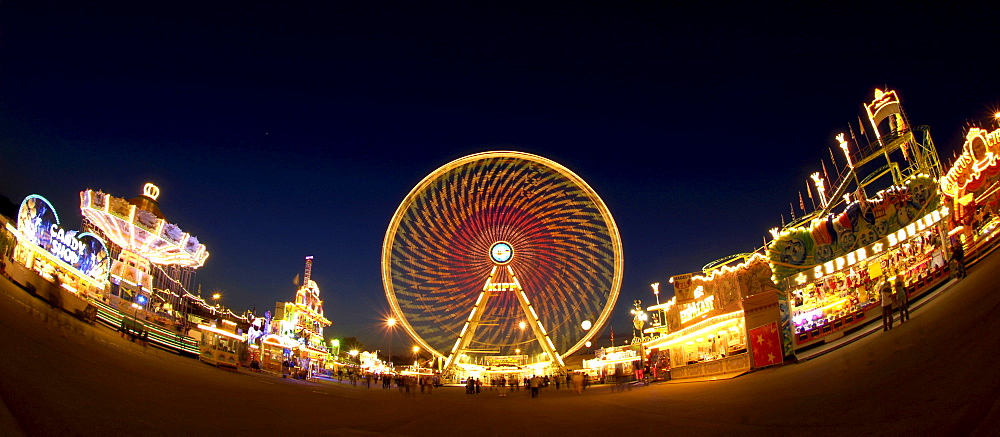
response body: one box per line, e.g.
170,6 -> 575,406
462,373 -> 594,397
330,370 -> 439,395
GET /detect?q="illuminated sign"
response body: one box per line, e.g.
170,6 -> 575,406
484,355 -> 527,367
679,295 -> 715,324
940,127 -> 1000,198
485,282 -> 518,291
17,195 -> 110,280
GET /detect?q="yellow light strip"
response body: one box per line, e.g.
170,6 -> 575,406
646,311 -> 744,350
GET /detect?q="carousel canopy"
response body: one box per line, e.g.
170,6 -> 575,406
79,184 -> 209,268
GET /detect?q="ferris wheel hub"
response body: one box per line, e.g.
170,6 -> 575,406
489,241 -> 513,265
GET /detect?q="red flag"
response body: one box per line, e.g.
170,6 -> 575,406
749,321 -> 784,368
799,191 -> 806,212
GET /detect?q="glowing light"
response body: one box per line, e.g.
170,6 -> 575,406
80,189 -> 209,268
795,273 -> 808,285
824,260 -> 835,275
143,183 -> 161,201
811,172 -> 827,208
837,133 -> 854,168
387,317 -> 397,327
581,320 -> 592,331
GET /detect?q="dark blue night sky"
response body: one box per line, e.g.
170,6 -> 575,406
2,3 -> 997,351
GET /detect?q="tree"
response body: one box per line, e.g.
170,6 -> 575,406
0,194 -> 16,219
341,336 -> 364,353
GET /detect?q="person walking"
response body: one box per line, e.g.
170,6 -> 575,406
894,270 -> 910,323
613,366 -> 623,392
880,278 -> 894,332
572,372 -> 584,395
498,376 -> 507,397
951,242 -> 966,279
530,375 -> 540,398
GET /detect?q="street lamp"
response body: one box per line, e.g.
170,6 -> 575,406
330,339 -> 340,358
412,345 -> 420,368
651,282 -> 660,305
630,300 -> 647,338
386,317 -> 397,369
211,292 -> 223,313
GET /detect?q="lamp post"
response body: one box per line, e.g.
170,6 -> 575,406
387,317 -> 397,370
412,345 -> 420,368
330,339 -> 340,359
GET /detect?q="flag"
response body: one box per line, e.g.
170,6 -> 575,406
610,326 -> 615,346
849,121 -> 860,151
749,321 -> 784,368
858,116 -> 866,135
293,273 -> 301,286
790,203 -> 796,220
822,160 -> 831,185
799,191 -> 806,212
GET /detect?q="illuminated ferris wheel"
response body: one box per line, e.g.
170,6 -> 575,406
382,151 -> 623,371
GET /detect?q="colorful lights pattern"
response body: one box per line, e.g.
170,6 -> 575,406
80,189 -> 209,268
383,151 -> 623,360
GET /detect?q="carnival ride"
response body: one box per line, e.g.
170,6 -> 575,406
382,151 -> 623,378
767,88 -> 945,284
79,183 -> 241,354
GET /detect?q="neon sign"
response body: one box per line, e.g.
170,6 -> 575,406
17,195 -> 110,280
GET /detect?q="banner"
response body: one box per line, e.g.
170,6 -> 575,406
671,273 -> 695,304
749,321 -> 784,368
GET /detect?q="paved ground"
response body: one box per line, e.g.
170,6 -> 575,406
1,251 -> 999,436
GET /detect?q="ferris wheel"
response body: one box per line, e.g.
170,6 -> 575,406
382,151 -> 623,370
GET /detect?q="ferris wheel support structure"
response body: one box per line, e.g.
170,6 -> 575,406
444,263 -> 566,371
